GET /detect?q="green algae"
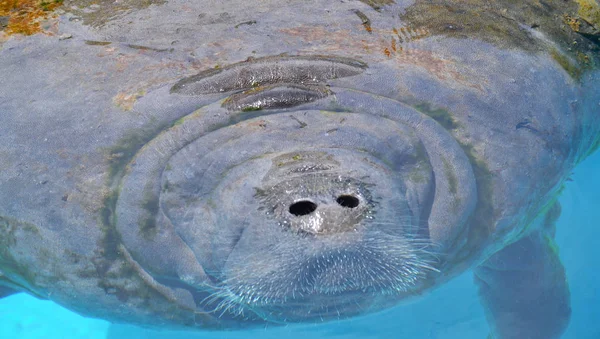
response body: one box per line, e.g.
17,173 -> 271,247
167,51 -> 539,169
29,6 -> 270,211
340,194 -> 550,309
62,0 -> 166,27
450,141 -> 496,262
550,48 -> 584,80
359,0 -> 395,12
407,143 -> 432,184
0,0 -> 63,35
98,117 -> 182,264
241,105 -> 263,112
84,40 -> 112,46
98,190 -> 122,262
443,158 -> 458,195
400,0 -> 600,79
407,167 -> 428,183
414,103 -> 459,131
442,157 -> 462,213
352,9 -> 372,33
138,188 -> 159,239
0,216 -> 46,298
576,0 -> 600,31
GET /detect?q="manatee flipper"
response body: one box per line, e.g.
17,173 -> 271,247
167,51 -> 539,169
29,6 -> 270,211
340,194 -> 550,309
474,204 -> 570,339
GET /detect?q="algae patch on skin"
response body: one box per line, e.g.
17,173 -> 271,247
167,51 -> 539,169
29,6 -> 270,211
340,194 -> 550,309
359,0 -> 395,12
550,48 -> 584,80
400,0 -> 600,78
413,103 -> 459,131
450,141 -> 496,263
576,0 -> 600,28
61,0 -> 166,27
442,157 -> 461,213
113,89 -> 147,111
138,187 -> 160,239
0,0 -> 63,35
0,216 -> 47,298
84,40 -> 112,46
241,105 -> 262,112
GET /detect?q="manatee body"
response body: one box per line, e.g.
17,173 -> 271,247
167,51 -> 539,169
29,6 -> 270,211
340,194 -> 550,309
1,0 -> 599,337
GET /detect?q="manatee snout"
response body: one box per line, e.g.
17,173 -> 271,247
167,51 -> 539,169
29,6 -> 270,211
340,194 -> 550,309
171,116 -> 443,321
254,151 -> 375,235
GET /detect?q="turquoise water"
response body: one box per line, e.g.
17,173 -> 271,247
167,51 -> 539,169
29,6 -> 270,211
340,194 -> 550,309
1,151 -> 599,338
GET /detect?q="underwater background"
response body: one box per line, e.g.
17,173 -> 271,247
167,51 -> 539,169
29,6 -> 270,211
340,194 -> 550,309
1,151 -> 599,339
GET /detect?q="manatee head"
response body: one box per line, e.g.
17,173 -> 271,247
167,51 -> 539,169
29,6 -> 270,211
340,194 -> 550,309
172,119 -> 437,322
114,55 -> 478,325
2,0 -> 598,332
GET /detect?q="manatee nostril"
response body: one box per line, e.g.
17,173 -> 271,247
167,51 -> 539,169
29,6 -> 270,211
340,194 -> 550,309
289,200 -> 318,216
336,195 -> 359,208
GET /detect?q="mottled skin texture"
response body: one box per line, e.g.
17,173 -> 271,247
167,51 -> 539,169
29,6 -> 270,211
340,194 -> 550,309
0,1 -> 599,338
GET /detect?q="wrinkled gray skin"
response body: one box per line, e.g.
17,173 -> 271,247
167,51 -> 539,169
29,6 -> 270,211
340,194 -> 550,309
0,1 -> 599,338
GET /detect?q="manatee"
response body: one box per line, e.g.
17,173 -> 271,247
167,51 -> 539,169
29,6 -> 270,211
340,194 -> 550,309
1,0 -> 599,338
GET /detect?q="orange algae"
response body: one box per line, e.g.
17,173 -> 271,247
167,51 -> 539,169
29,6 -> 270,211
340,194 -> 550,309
0,0 -> 63,35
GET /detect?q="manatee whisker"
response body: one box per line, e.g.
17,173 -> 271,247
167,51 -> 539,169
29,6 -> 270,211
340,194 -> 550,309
202,214 -> 442,320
